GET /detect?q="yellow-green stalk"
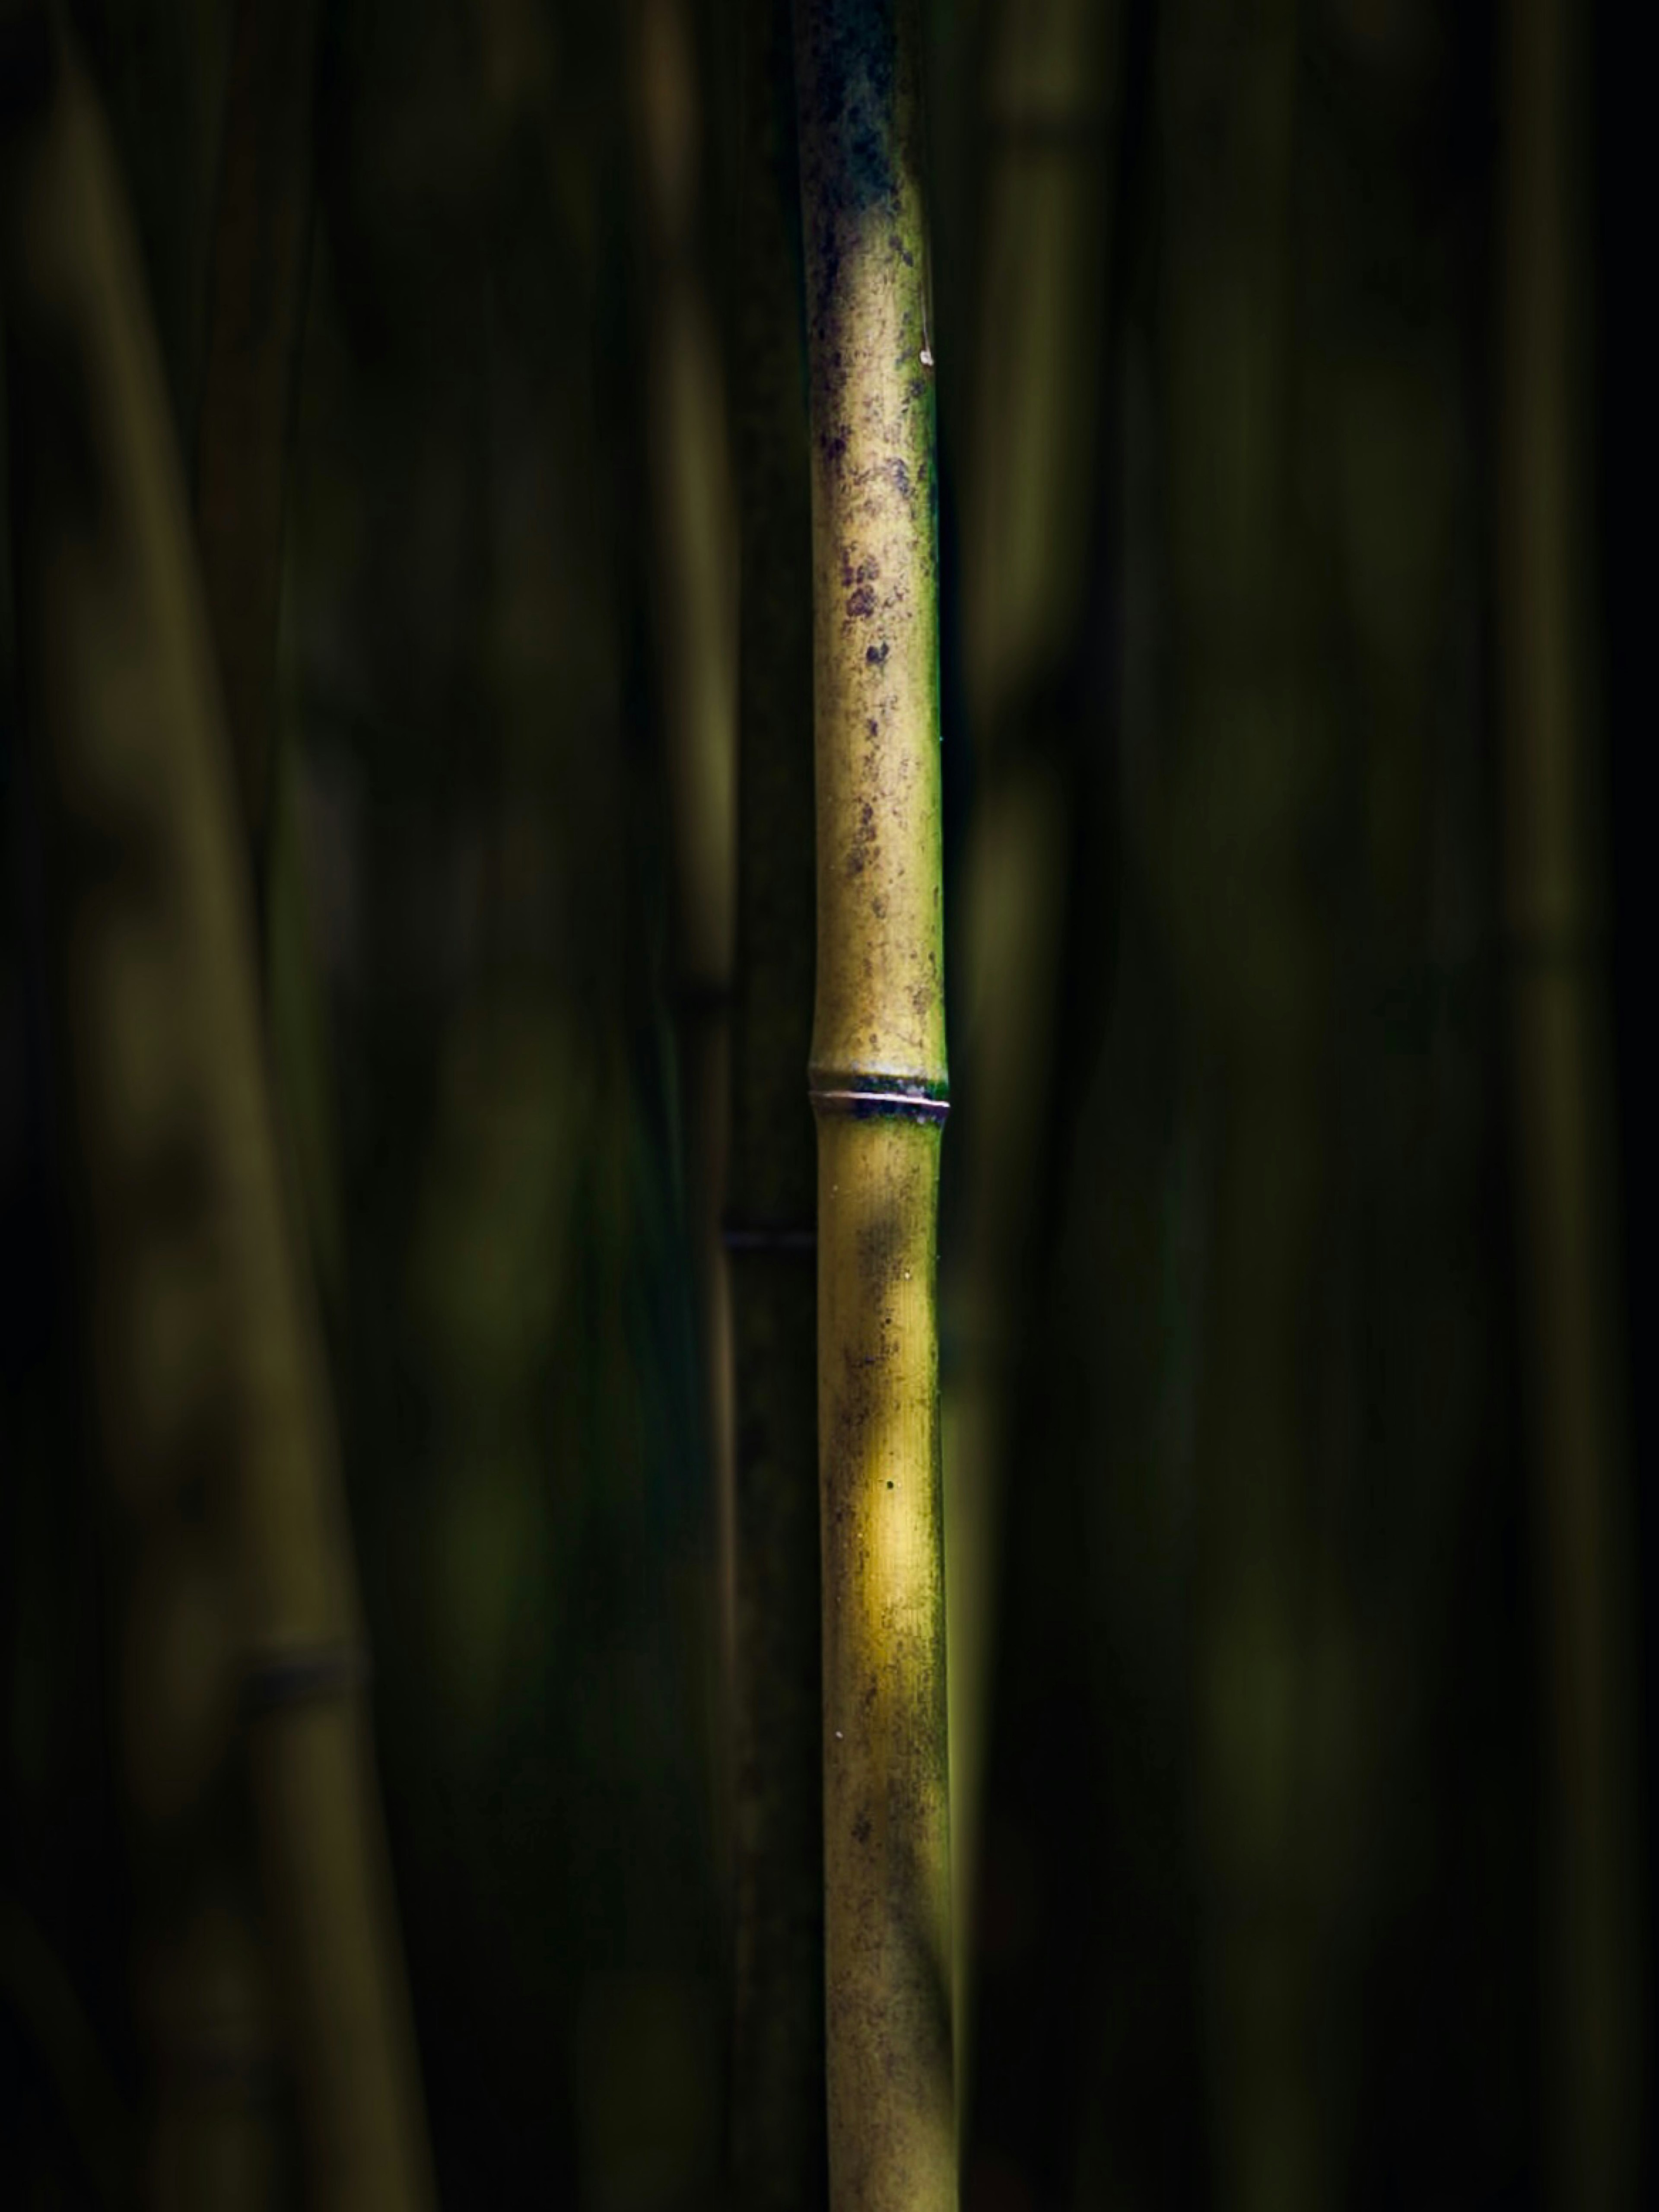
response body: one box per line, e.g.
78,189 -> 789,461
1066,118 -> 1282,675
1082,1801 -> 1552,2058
1498,0 -> 1641,2199
792,4 -> 953,2204
0,26 -> 434,2212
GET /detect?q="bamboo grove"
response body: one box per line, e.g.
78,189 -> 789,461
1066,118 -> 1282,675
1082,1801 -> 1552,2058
0,0 -> 1653,2208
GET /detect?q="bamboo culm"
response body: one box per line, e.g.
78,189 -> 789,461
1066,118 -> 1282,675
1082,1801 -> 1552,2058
626,0 -> 741,1917
193,0 -> 323,894
0,27 -> 435,2212
1499,0 -> 1642,2199
791,3 -> 954,2205
945,0 -> 1120,2117
1155,1 -> 1328,2206
196,0 -> 350,1331
726,0 -> 827,2200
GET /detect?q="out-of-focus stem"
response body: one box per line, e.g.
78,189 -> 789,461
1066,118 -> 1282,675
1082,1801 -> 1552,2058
1155,4 -> 1325,2208
194,0 -> 346,1328
0,29 -> 434,2212
193,0 -> 324,893
627,0 -> 741,1883
946,0 -> 1120,2113
1498,0 -> 1642,2200
725,0 -> 826,2202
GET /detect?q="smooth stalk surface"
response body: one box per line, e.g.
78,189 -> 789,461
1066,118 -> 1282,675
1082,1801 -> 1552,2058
792,4 -> 954,2205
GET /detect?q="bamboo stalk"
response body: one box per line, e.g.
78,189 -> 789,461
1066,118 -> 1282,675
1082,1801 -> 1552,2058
629,0 -> 738,1034
1154,4 -> 1325,2207
1497,0 -> 1641,2199
725,0 -> 825,2201
792,4 -> 953,2203
945,0 -> 1119,2113
626,0 -> 741,1900
193,0 -> 323,894
185,5 -> 348,2199
0,27 -> 434,2212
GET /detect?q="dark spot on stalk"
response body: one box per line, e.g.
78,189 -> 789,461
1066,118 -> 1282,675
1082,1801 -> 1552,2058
845,585 -> 877,620
847,797 -> 878,879
866,642 -> 889,666
853,1809 -> 872,1847
798,1 -> 901,215
867,717 -> 880,737
858,1199 -> 904,1281
888,458 -> 912,502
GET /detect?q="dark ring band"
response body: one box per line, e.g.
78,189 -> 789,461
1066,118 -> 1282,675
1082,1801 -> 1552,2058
242,1642 -> 371,1719
808,1071 -> 950,1124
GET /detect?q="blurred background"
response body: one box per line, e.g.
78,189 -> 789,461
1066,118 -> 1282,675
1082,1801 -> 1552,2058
1,0 -> 1654,2206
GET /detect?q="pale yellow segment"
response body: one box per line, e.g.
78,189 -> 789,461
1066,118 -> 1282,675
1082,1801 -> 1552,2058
818,1114 -> 953,2212
806,206 -> 945,1091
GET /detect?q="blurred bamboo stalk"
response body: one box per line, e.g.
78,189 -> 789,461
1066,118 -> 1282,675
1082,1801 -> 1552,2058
194,0 -> 347,1329
194,0 -> 323,895
1497,0 -> 1642,2200
0,1896 -> 133,2208
170,1 -> 341,2192
0,24 -> 435,2212
1155,3 -> 1327,2207
626,0 -> 741,1892
724,0 -> 826,2202
945,0 -> 1120,2111
793,3 -> 954,2203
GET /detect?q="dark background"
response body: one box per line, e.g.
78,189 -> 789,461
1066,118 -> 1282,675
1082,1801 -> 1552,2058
3,0 -> 1653,2205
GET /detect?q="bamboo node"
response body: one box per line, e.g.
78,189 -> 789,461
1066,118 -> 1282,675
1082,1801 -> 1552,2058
808,1071 -> 949,1124
240,1641 -> 372,1719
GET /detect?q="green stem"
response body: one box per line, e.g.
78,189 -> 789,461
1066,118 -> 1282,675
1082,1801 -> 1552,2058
193,0 -> 324,892
0,31 -> 434,2212
726,0 -> 826,2201
946,0 -> 1122,2120
627,0 -> 741,1906
1498,0 -> 1642,2198
1155,4 -> 1325,2207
